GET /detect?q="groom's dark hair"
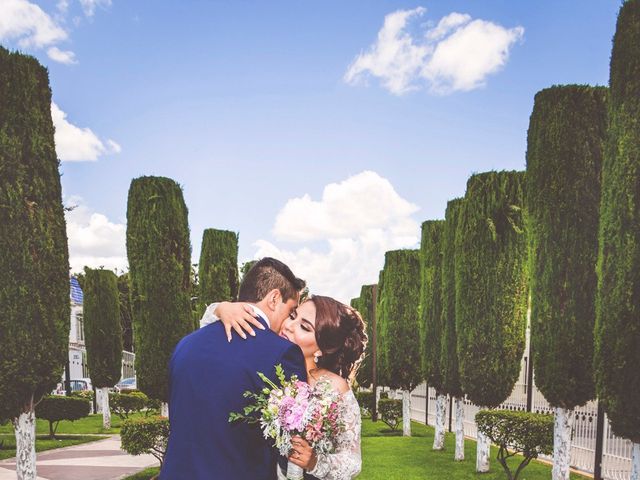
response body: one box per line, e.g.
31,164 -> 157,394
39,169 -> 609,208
238,257 -> 305,303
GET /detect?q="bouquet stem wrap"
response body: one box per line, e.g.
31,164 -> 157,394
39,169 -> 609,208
286,461 -> 304,480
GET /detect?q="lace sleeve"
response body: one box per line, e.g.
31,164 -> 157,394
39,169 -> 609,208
307,391 -> 362,480
199,303 -> 220,328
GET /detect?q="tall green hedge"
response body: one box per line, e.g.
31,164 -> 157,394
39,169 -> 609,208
118,273 -> 134,352
455,171 -> 528,408
595,0 -> 640,443
198,229 -> 239,316
84,269 -> 123,388
526,86 -> 607,409
0,47 -> 70,419
354,284 -> 376,387
377,250 -> 422,391
126,176 -> 194,402
419,221 -> 445,392
440,198 -> 464,398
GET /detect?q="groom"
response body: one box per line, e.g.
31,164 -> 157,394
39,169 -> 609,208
161,257 -> 307,479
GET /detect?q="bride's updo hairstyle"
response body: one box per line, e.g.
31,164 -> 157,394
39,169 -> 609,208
309,295 -> 368,382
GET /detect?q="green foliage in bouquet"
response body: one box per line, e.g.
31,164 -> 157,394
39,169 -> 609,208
419,221 -> 445,392
0,47 -> 70,421
378,399 -> 402,431
455,171 -> 528,408
526,85 -> 607,409
198,228 -> 239,316
440,199 -> 465,398
476,410 -> 553,480
84,268 -> 123,389
36,396 -> 91,439
376,250 -> 422,391
126,176 -> 193,402
596,0 -> 640,443
121,416 -> 170,468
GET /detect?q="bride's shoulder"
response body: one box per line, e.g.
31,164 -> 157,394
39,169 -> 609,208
316,370 -> 350,395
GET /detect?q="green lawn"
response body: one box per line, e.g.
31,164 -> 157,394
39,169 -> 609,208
0,434 -> 104,460
123,420 -> 591,480
0,412 -> 148,436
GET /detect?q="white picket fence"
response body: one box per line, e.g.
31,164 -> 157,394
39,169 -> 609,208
401,349 -> 634,479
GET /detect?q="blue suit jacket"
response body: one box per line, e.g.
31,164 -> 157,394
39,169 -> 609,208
161,316 -> 307,480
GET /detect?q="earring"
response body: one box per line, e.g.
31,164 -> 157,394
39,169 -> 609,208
314,354 -> 319,364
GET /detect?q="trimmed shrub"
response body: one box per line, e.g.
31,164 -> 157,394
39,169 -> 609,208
121,416 -> 170,468
110,392 -> 148,420
126,176 -> 194,403
355,391 -> 375,418
36,396 -> 91,439
476,410 -> 553,480
440,198 -> 464,398
595,0 -> 640,443
84,268 -> 123,389
197,229 -> 239,316
0,46 -> 70,425
419,220 -> 445,391
378,399 -> 402,431
455,171 -> 528,408
69,390 -> 94,403
118,273 -> 134,352
376,250 -> 422,391
526,85 -> 607,409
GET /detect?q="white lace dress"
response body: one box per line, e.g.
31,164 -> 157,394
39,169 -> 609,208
298,389 -> 362,480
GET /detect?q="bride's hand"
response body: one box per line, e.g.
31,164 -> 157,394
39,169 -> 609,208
288,436 -> 317,471
215,302 -> 265,342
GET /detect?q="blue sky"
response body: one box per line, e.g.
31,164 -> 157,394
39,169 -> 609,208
1,0 -> 620,301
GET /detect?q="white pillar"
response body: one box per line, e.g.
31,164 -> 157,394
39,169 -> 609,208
552,407 -> 574,480
433,394 -> 446,450
402,390 -> 411,437
476,430 -> 490,473
13,410 -> 37,480
101,387 -> 111,429
161,401 -> 169,418
631,442 -> 640,480
454,397 -> 465,461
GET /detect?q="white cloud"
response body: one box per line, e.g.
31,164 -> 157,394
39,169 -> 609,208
51,102 -> 121,161
0,0 -> 68,48
79,0 -> 112,17
65,196 -> 127,273
344,7 -> 524,95
254,171 -> 420,303
47,46 -> 77,64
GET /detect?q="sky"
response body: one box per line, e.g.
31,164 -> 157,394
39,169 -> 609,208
0,0 -> 621,302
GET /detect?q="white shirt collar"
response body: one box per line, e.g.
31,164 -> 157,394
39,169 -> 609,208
249,305 -> 271,329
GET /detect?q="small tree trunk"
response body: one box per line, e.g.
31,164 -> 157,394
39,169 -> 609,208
402,390 -> 411,437
12,408 -> 37,480
101,387 -> 111,429
631,443 -> 640,480
454,396 -> 465,460
552,407 -> 574,480
161,401 -> 169,418
476,429 -> 490,473
433,393 -> 446,450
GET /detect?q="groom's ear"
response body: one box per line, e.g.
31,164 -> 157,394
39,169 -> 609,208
265,288 -> 282,311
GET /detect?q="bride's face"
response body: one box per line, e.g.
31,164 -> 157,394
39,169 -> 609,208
279,300 -> 321,361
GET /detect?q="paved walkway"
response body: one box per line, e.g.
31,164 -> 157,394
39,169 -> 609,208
0,435 -> 159,480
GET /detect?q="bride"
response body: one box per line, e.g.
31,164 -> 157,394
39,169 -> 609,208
202,295 -> 367,480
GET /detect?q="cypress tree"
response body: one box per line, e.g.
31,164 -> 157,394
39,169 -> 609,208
241,260 -> 258,281
377,250 -> 422,436
198,228 -> 239,316
419,220 -> 447,450
354,284 -> 375,388
118,273 -> 134,352
126,176 -> 193,406
0,47 -> 70,479
440,198 -> 466,460
456,171 -> 528,471
596,2 -> 640,472
526,86 -> 607,480
83,268 -> 123,429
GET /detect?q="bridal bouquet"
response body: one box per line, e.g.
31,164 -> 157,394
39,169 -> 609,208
229,364 -> 344,479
